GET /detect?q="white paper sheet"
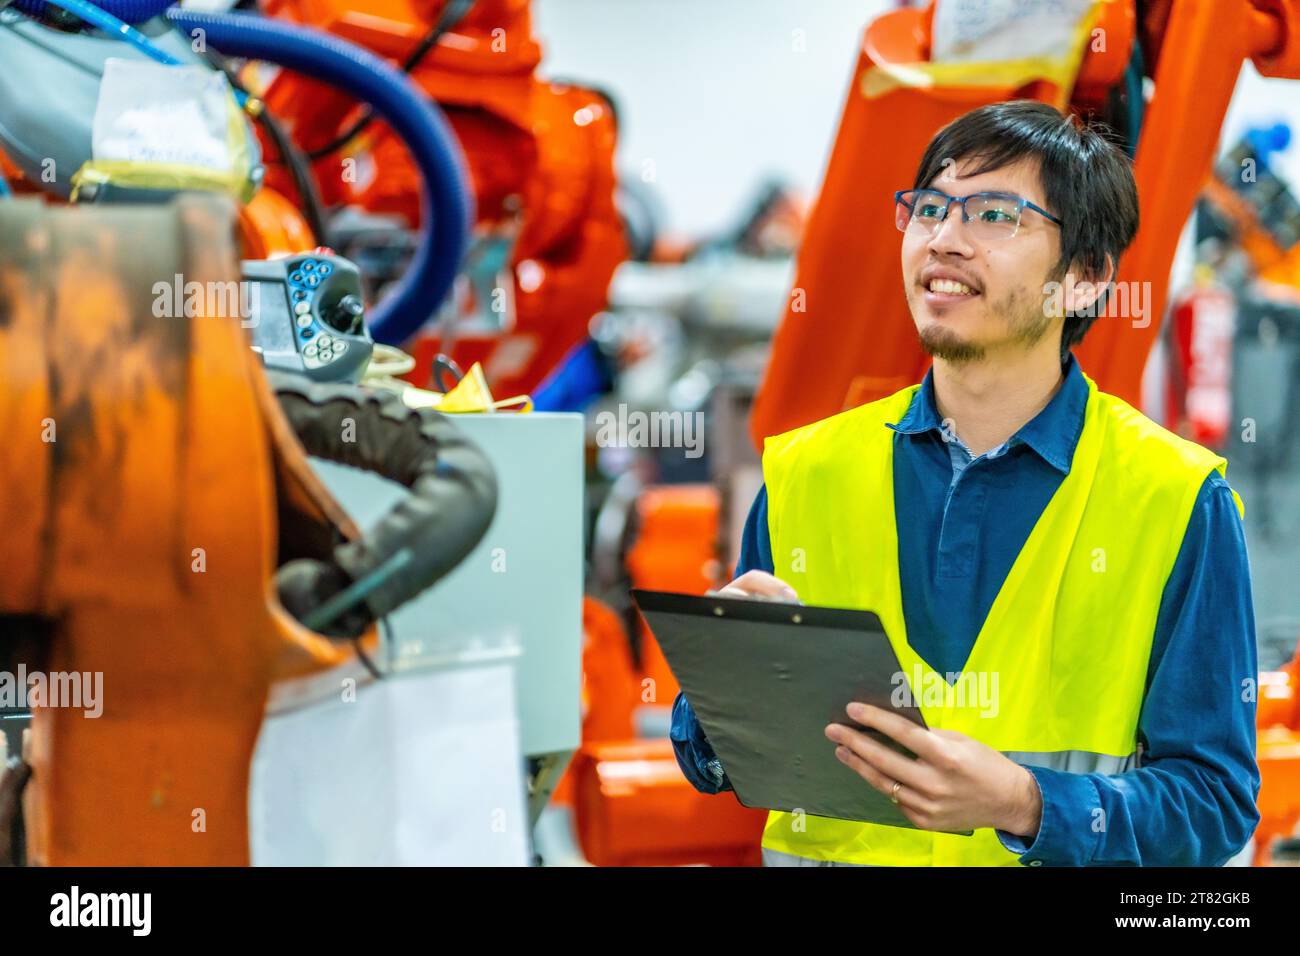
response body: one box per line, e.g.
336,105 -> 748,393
249,659 -> 529,866
92,58 -> 235,170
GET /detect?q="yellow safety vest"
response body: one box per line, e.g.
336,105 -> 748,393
759,374 -> 1243,866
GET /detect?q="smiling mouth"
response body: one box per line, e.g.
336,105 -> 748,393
924,278 -> 980,297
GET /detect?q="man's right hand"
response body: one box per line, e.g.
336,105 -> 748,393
710,569 -> 801,603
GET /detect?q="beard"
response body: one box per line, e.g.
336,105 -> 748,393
913,283 -> 1054,365
918,323 -> 985,362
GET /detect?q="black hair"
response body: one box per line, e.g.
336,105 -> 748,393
912,100 -> 1139,358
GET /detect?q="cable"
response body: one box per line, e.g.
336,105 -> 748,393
248,93 -> 328,244
167,8 -> 474,345
206,52 -> 328,243
17,2 -> 470,338
269,370 -> 498,636
305,0 -> 475,160
23,0 -> 181,65
16,0 -> 251,109
11,2 -> 315,236
366,343 -> 418,378
353,628 -> 384,680
1121,39 -> 1145,159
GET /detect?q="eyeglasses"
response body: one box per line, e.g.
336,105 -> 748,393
894,188 -> 1063,240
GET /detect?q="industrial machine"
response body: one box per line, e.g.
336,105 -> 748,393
0,195 -> 499,863
0,0 -> 597,864
256,0 -> 628,399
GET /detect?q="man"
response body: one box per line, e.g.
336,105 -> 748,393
670,100 -> 1260,866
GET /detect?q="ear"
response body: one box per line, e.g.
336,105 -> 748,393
1061,254 -> 1117,316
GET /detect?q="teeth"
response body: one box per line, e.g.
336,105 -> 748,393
928,278 -> 977,295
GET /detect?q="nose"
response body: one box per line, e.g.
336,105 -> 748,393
926,203 -> 976,257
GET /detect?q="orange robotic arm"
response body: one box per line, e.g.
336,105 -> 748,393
0,195 -> 498,864
259,0 -> 627,398
0,197 -> 366,864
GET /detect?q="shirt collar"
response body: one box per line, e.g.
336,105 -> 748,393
885,353 -> 1088,474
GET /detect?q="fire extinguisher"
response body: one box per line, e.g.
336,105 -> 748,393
1169,264 -> 1235,449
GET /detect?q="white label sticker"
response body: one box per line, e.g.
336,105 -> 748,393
92,58 -> 235,171
931,0 -> 1095,64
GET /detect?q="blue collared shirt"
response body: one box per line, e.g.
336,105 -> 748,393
670,354 -> 1261,865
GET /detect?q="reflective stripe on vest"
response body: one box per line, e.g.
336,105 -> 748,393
1005,750 -> 1138,775
758,374 -> 1240,866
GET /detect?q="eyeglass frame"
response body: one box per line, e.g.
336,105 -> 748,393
893,188 -> 1063,239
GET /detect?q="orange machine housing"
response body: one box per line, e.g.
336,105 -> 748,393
1256,645 -> 1300,864
623,484 -> 728,709
0,197 -> 369,864
260,0 -> 628,399
239,185 -> 320,260
562,489 -> 766,866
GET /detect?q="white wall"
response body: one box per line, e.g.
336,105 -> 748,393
534,0 -> 889,239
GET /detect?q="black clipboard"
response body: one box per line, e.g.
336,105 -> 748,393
633,588 -> 967,833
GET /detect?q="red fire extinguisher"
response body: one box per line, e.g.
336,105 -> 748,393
1169,265 -> 1235,449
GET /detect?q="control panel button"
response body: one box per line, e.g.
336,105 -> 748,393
296,314 -> 312,329
304,344 -> 318,359
294,300 -> 311,315
317,335 -> 333,349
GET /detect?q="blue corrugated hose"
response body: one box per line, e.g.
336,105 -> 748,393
166,8 -> 474,345
11,0 -> 172,22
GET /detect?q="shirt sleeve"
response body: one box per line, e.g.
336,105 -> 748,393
735,484 -> 776,578
669,485 -> 774,793
995,473 -> 1261,865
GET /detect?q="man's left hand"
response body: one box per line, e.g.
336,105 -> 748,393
825,702 -> 1042,837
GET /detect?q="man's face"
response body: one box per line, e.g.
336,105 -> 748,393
900,155 -> 1063,363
